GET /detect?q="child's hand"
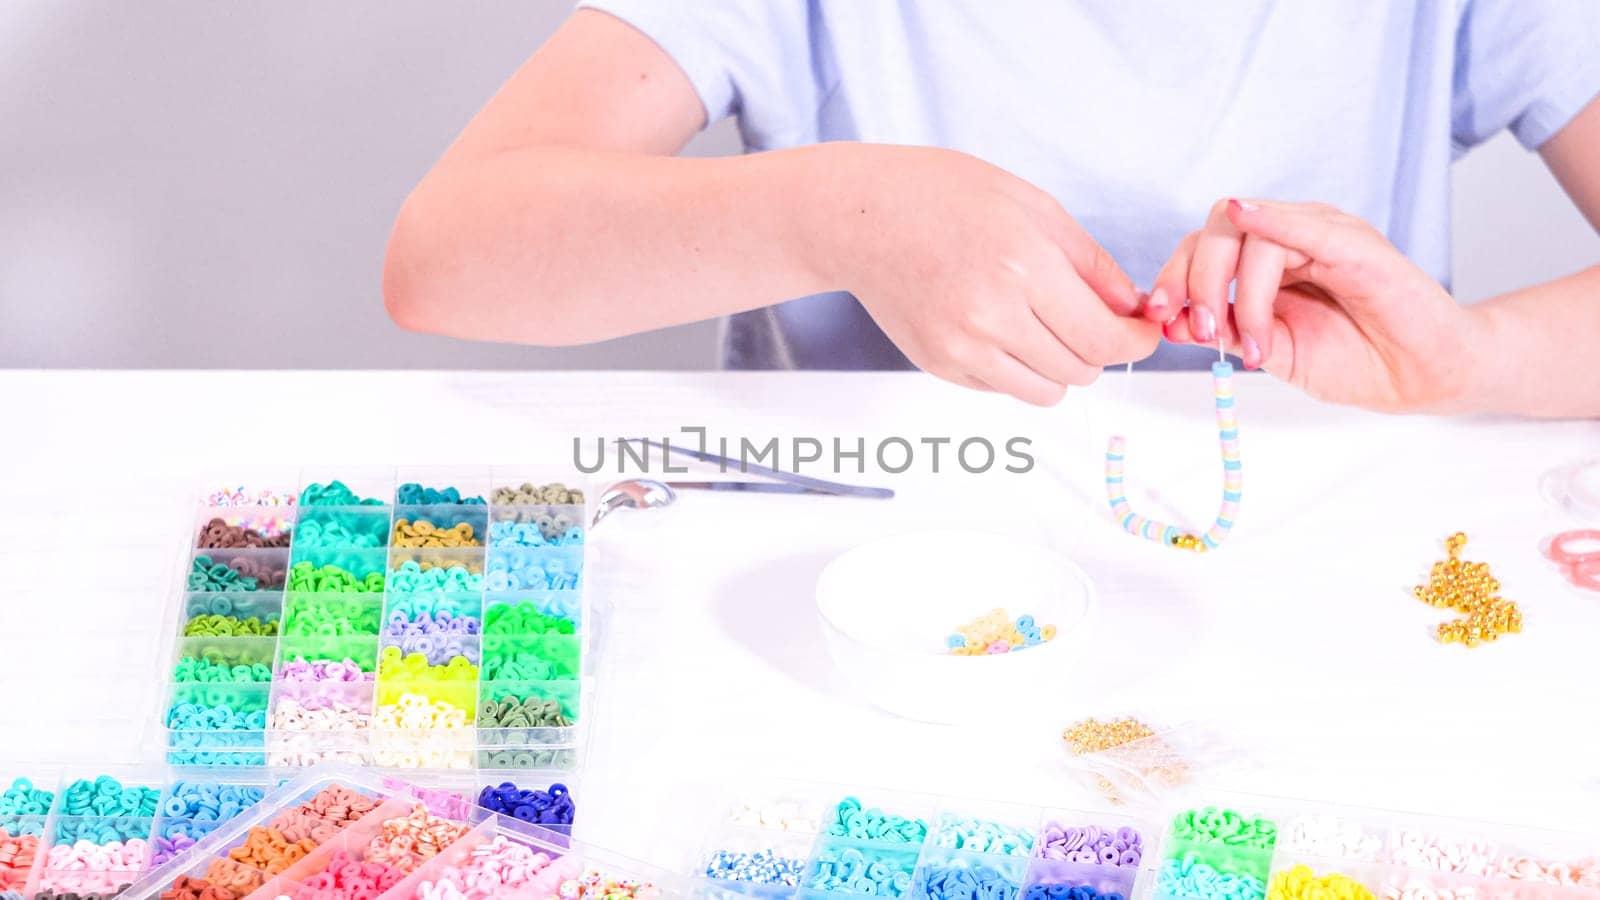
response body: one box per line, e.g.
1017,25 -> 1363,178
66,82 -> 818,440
1155,199 -> 1484,413
820,145 -> 1160,406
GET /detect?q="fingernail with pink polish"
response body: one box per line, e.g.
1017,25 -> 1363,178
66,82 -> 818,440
1192,307 -> 1216,341
1242,336 -> 1262,370
1230,198 -> 1260,212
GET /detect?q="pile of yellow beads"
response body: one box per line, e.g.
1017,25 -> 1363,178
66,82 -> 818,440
946,608 -> 1056,655
1267,865 -> 1374,900
1412,532 -> 1523,647
392,518 -> 481,548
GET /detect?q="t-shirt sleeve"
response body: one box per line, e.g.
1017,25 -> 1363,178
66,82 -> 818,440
576,0 -> 821,149
1453,0 -> 1600,151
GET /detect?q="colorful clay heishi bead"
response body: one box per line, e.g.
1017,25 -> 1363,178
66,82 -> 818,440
276,657 -> 375,682
1386,830 -> 1497,875
283,594 -> 383,635
478,747 -> 574,770
476,781 -> 575,827
483,601 -> 576,636
704,849 -> 805,887
917,862 -> 1023,900
0,777 -> 54,826
362,803 -> 472,872
57,777 -> 159,820
807,842 -> 917,897
491,482 -> 585,506
397,483 -> 487,505
386,559 -> 485,594
207,486 -> 296,508
1038,823 -> 1143,868
1159,855 -> 1266,900
478,690 -> 575,729
1025,886 -> 1124,900
489,518 -> 585,548
173,656 -> 273,684
823,797 -> 928,844
485,549 -> 581,591
37,838 -> 149,895
287,561 -> 385,594
728,800 -> 820,832
933,813 -> 1035,856
393,517 -> 483,547
196,516 -> 292,549
1279,816 -> 1382,863
299,480 -> 384,506
1267,865 -> 1375,900
187,555 -> 279,592
378,645 -> 480,681
166,686 -> 270,766
374,692 -> 475,768
182,614 -> 279,637
414,835 -> 557,900
290,848 -> 409,898
947,609 -> 1056,656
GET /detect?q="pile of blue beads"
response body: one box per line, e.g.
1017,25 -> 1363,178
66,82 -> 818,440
807,843 -> 917,897
398,483 -> 486,505
917,863 -> 1021,900
489,520 -> 584,548
475,781 -> 575,828
1023,886 -> 1123,900
703,849 -> 805,887
153,781 -> 267,865
934,814 -> 1035,855
486,554 -> 579,591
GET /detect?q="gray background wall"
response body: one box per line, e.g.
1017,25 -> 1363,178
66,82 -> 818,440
1,0 -> 1595,369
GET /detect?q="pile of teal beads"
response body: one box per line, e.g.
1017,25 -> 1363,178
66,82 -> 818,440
933,813 -> 1035,856
299,481 -> 384,506
807,843 -> 917,897
53,778 -> 159,843
824,797 -> 929,844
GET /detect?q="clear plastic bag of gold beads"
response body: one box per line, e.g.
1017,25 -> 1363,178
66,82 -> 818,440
1059,715 -> 1254,812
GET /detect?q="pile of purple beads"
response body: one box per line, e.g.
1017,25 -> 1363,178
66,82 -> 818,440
1039,823 -> 1142,868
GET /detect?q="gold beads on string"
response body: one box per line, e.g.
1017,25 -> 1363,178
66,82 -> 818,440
1168,534 -> 1208,553
1413,532 -> 1522,648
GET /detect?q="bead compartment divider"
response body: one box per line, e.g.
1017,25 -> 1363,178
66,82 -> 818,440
692,783 -> 1161,900
159,466 -> 598,772
118,761 -> 680,900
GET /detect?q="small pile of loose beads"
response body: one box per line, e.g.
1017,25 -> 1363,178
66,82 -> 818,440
477,781 -> 575,826
159,874 -> 240,900
480,693 -> 572,728
209,486 -> 297,507
189,555 -> 283,592
388,633 -> 481,667
175,656 -> 273,683
917,864 -> 1020,900
387,595 -> 480,630
293,514 -> 386,549
288,560 -> 384,593
2,777 -> 54,822
808,844 -> 916,897
0,806 -> 39,895
947,609 -> 1055,655
284,595 -> 382,635
184,614 -> 279,637
823,797 -> 929,843
376,692 -> 471,732
1280,815 -> 1382,862
1267,865 -> 1373,900
1495,853 -> 1600,886
481,645 -> 579,681
151,782 -> 266,865
1172,807 -> 1277,852
1039,823 -> 1142,867
59,777 -> 160,820
1387,830 -> 1497,875
703,849 -> 805,887
399,482 -> 487,505
196,517 -> 292,549
489,518 -> 585,547
1062,717 -> 1154,754
1024,886 -> 1123,900
300,480 -> 384,506
289,848 -> 408,898
277,657 -> 374,682
268,702 -> 372,766
413,836 -> 557,900
1159,856 -> 1266,900
388,559 -> 485,593
933,814 -> 1034,855
1413,532 -> 1523,647
557,866 -> 662,900
380,646 -> 480,680
394,517 -> 482,547
39,839 -> 149,894
167,692 -> 269,738
487,553 -> 579,591
484,602 -> 576,636
728,800 -> 820,832
492,482 -> 585,505
211,828 -> 317,890
362,803 -> 472,873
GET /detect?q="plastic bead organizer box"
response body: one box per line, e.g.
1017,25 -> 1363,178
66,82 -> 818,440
159,468 -> 596,772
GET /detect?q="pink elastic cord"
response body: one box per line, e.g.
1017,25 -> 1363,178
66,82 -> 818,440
1547,529 -> 1600,565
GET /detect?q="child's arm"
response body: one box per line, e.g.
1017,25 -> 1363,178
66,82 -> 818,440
382,10 -> 1158,406
1155,95 -> 1600,418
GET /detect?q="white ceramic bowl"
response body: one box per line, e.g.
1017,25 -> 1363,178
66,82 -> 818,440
815,529 -> 1095,723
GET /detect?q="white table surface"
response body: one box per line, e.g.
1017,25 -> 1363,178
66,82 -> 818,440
2,369 -> 1598,866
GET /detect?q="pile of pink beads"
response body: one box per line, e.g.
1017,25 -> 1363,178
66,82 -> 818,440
412,836 -> 557,899
277,659 -> 374,683
38,838 -> 149,893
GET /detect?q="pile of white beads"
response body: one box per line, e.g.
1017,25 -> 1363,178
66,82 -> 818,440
1280,815 -> 1383,862
266,697 -> 372,766
1388,831 -> 1498,876
373,691 -> 474,768
729,800 -> 821,833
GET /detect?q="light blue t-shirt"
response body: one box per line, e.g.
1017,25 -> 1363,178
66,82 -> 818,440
580,0 -> 1600,370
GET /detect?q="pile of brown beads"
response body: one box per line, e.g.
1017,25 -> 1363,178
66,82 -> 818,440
196,518 -> 291,549
159,875 -> 238,900
392,518 -> 481,548
1062,716 -> 1190,804
1413,532 -> 1524,647
491,482 -> 586,505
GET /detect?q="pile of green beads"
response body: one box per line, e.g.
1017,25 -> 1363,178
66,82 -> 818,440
823,797 -> 929,844
174,657 -> 273,683
284,595 -> 381,635
484,603 -> 576,636
481,636 -> 579,681
182,615 -> 278,637
187,557 -> 259,592
299,480 -> 384,506
478,695 -> 572,728
378,646 -> 479,682
1165,806 -> 1277,890
288,561 -> 384,593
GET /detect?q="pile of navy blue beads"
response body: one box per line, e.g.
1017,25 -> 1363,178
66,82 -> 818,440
1024,886 -> 1123,900
703,849 -> 805,887
476,782 -> 575,828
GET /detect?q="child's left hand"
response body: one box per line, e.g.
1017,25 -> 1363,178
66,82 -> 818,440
1149,198 -> 1486,413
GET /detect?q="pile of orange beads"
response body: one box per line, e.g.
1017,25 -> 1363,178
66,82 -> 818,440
946,609 -> 1056,655
1413,532 -> 1523,647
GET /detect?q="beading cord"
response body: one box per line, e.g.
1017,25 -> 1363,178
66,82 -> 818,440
1105,338 -> 1240,552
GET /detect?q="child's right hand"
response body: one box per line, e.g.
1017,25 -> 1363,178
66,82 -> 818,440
810,144 -> 1160,406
